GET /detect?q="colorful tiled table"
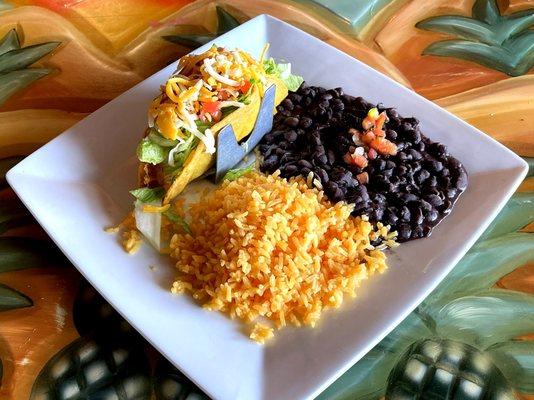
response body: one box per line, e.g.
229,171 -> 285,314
0,1 -> 532,398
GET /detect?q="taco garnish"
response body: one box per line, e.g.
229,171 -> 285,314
135,44 -> 297,205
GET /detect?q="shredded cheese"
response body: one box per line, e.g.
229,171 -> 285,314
203,58 -> 240,87
203,129 -> 216,154
142,204 -> 171,213
259,43 -> 269,64
149,45 -> 271,156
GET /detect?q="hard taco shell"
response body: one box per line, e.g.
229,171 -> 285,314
138,75 -> 288,204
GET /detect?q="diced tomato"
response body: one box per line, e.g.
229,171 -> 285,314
370,138 -> 398,156
201,101 -> 220,114
218,90 -> 231,100
356,172 -> 369,184
361,131 -> 376,144
362,117 -> 374,130
374,131 -> 386,137
374,129 -> 386,138
239,80 -> 252,94
344,152 -> 368,168
352,154 -> 368,168
374,111 -> 386,132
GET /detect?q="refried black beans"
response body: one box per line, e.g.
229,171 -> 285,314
258,84 -> 468,242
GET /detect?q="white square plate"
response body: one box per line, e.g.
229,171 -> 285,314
7,15 -> 528,400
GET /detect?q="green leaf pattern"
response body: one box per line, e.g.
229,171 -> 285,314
0,29 -> 59,106
164,6 -> 241,48
487,340 -> 534,393
422,289 -> 534,349
417,0 -> 534,76
0,69 -> 52,106
0,237 -> 67,273
0,29 -> 19,56
0,41 -> 60,74
0,283 -> 32,311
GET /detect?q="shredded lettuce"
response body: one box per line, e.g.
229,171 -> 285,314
163,210 -> 191,234
238,83 -> 254,105
281,73 -> 304,92
263,58 -> 278,75
238,92 -> 252,105
138,125 -> 202,167
223,163 -> 255,181
137,138 -> 167,165
130,187 -> 165,203
263,57 -> 304,92
195,119 -> 213,134
170,135 -> 198,168
134,200 -> 161,250
148,129 -> 179,147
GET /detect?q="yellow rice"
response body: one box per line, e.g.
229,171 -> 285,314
169,171 -> 393,343
105,212 -> 143,255
250,323 -> 274,344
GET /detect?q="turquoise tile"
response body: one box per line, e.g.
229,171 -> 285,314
309,0 -> 396,30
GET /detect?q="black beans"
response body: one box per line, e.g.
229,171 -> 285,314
416,169 -> 430,184
446,188 -> 457,198
429,142 -> 447,157
427,176 -> 438,187
314,153 -> 328,165
409,149 -> 422,160
298,159 -> 313,169
262,155 -> 279,170
355,185 -> 369,202
400,206 -> 411,221
412,226 -> 424,238
386,129 -> 397,140
281,98 -> 294,110
426,209 -> 439,222
332,99 -> 345,111
288,93 -> 302,103
425,160 -> 443,172
299,117 -> 313,129
398,224 -> 412,241
284,164 -> 298,175
419,200 -> 432,212
259,83 -> 467,242
316,168 -> 329,183
284,117 -> 299,128
284,130 -> 297,142
412,207 -> 424,225
401,193 -> 418,203
425,194 -> 443,207
386,108 -> 399,119
385,210 -> 398,226
455,168 -> 468,190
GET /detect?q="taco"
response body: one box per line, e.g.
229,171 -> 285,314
136,45 -> 295,204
